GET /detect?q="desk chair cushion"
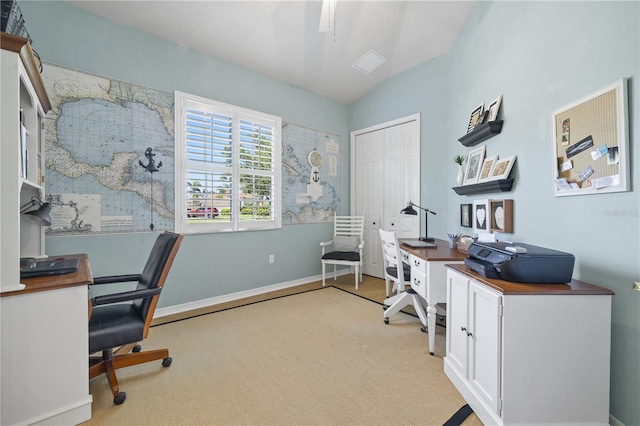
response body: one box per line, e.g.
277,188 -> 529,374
89,304 -> 145,354
387,263 -> 411,281
322,251 -> 361,262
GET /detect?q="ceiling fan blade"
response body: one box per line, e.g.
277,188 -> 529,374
319,0 -> 337,32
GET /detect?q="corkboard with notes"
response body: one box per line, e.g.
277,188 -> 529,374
552,79 -> 629,197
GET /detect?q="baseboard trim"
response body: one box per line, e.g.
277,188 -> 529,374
29,396 -> 92,425
154,270 -> 349,319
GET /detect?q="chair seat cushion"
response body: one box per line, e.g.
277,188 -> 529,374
387,263 -> 411,281
89,304 -> 145,354
322,251 -> 360,262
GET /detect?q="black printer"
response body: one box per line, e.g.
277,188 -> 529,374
464,241 -> 575,283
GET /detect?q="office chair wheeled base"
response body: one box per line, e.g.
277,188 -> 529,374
89,344 -> 172,405
383,288 -> 430,343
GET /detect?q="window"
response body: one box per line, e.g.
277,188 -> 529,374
175,91 -> 281,234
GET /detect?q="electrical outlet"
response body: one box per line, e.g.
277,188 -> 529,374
633,282 -> 640,292
269,254 -> 275,264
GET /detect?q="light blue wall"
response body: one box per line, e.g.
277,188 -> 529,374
351,2 -> 639,424
19,1 -> 350,305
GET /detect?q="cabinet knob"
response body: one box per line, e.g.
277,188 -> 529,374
466,331 -> 473,337
461,327 -> 467,332
373,222 -> 376,225
391,223 -> 395,226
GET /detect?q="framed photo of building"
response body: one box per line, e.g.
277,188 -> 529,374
490,199 -> 513,233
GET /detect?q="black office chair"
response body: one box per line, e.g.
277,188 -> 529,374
88,231 -> 183,405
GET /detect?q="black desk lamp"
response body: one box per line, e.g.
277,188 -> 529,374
401,201 -> 436,242
20,196 -> 52,226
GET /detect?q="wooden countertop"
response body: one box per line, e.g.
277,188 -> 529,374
446,263 -> 614,296
1,254 -> 93,297
400,238 -> 469,262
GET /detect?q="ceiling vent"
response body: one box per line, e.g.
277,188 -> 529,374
351,49 -> 387,75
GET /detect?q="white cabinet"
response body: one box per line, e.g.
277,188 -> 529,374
445,265 -> 613,425
1,32 -> 51,292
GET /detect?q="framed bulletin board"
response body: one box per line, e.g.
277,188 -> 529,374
552,79 -> 629,197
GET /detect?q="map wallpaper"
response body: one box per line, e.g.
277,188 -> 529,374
41,63 -> 340,235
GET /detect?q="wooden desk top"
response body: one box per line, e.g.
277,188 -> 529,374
446,263 -> 614,296
1,254 -> 93,297
400,238 -> 469,262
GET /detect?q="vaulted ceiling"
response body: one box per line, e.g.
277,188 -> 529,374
66,1 -> 474,104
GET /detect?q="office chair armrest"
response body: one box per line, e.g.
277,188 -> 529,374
91,287 -> 162,307
319,240 -> 333,247
92,274 -> 142,285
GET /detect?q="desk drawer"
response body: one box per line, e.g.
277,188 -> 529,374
410,254 -> 427,274
400,249 -> 410,264
411,268 -> 428,300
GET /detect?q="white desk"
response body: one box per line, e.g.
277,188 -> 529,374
397,239 -> 467,355
1,254 -> 93,425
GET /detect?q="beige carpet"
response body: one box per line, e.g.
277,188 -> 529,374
86,287 -> 467,425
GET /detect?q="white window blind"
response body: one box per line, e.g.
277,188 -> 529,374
175,91 -> 281,234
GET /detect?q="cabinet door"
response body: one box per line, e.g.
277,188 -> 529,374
446,271 -> 469,377
468,282 -> 502,416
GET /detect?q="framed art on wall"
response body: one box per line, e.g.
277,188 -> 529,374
552,78 -> 629,196
466,103 -> 484,134
490,199 -> 513,233
460,203 -> 472,227
487,95 -> 503,122
478,155 -> 498,183
472,199 -> 489,234
463,145 -> 486,185
489,155 -> 516,180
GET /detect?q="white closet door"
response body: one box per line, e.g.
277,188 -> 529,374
384,120 -> 420,239
352,115 -> 420,279
354,130 -> 384,278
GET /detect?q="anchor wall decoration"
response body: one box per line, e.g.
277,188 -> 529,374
139,147 -> 162,230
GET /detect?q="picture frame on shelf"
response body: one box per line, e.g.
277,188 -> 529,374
463,145 -> 486,185
476,110 -> 489,127
466,103 -> 484,134
487,95 -> 503,122
477,155 -> 499,183
490,199 -> 513,233
489,155 -> 516,180
460,203 -> 472,228
472,199 -> 490,234
552,78 -> 629,197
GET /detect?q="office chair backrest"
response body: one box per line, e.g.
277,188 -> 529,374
133,231 -> 183,336
379,229 -> 406,287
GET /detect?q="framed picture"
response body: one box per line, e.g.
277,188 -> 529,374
466,103 -> 484,134
476,110 -> 489,126
463,145 -> 486,185
489,155 -> 516,180
460,203 -> 472,227
472,199 -> 489,234
487,95 -> 503,122
477,155 -> 498,183
490,199 -> 513,233
552,78 -> 629,196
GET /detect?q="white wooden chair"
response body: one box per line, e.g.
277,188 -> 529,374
380,229 -> 428,332
320,214 -> 364,289
379,229 -> 410,297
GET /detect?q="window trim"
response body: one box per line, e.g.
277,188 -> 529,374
175,91 -> 282,234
